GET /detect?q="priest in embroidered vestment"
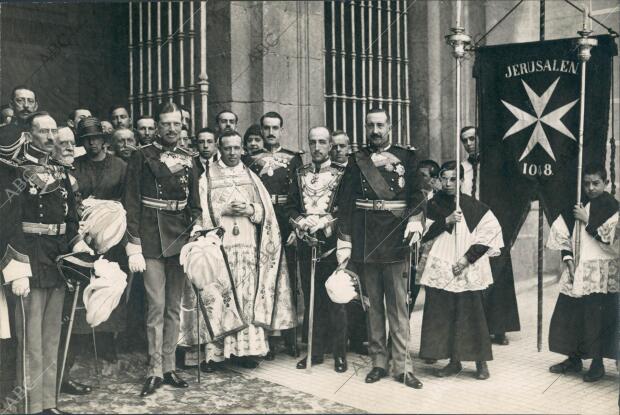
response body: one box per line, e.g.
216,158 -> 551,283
417,161 -> 503,380
199,131 -> 295,369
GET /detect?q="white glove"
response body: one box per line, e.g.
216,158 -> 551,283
11,277 -> 30,297
73,240 -> 95,255
404,221 -> 424,246
286,231 -> 297,246
128,253 -> 147,273
309,216 -> 330,234
304,215 -> 320,231
336,239 -> 352,267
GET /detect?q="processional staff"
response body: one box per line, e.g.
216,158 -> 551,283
445,0 -> 471,260
574,3 -> 597,266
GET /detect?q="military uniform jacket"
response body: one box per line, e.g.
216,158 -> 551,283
0,159 -> 31,285
123,141 -> 202,258
337,144 -> 426,263
242,146 -> 303,237
13,144 -> 81,288
285,160 -> 345,251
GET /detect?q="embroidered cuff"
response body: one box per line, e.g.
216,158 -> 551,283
0,244 -> 29,270
126,230 -> 141,246
337,239 -> 352,250
1,259 -> 32,283
337,228 -> 351,243
249,203 -> 263,224
126,242 -> 142,256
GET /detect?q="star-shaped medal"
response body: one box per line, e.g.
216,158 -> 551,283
501,77 -> 578,161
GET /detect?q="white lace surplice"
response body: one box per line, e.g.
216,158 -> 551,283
417,210 -> 504,293
547,206 -> 619,298
201,161 -> 269,361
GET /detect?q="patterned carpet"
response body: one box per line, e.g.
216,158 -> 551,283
55,350 -> 363,414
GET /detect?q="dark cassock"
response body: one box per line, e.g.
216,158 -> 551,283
123,140 -> 202,391
417,191 -> 503,377
11,143 -> 83,413
61,134 -> 128,375
462,154 -> 520,343
285,158 -> 348,371
337,144 -> 425,385
242,146 -> 303,354
546,191 -> 618,379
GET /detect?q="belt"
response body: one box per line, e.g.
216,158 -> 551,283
355,199 -> 407,211
141,196 -> 187,211
22,222 -> 66,235
270,194 -> 288,205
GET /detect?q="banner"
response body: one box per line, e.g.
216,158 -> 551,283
475,35 -> 617,246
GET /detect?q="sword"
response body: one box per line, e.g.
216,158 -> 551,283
306,244 -> 318,374
57,281 -> 80,402
294,242 -> 301,357
403,241 -> 419,386
195,284 -> 201,384
20,297 -> 28,414
91,328 -> 100,388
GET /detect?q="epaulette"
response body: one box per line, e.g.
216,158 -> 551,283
0,157 -> 19,168
176,146 -> 197,157
280,147 -> 304,156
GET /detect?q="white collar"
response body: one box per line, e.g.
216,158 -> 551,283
217,158 -> 245,173
313,158 -> 332,171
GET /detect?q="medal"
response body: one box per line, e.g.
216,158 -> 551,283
233,222 -> 240,236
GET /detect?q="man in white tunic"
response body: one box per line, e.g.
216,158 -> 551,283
198,131 -> 295,370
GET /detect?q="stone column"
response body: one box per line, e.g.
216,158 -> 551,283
207,1 -> 324,155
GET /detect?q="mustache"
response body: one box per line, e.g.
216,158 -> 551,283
370,133 -> 383,139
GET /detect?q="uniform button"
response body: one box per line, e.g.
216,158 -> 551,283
39,204 -> 43,208
390,187 -> 394,191
39,213 -> 43,217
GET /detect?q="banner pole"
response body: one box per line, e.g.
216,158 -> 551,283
536,0 -> 545,354
574,7 -> 598,266
445,0 -> 470,260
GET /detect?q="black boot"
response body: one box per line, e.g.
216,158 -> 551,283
549,356 -> 582,374
583,358 -> 605,382
435,360 -> 462,377
475,361 -> 490,380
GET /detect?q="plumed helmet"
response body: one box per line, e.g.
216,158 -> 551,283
179,231 -> 227,290
81,199 -> 127,254
83,258 -> 127,327
325,269 -> 362,305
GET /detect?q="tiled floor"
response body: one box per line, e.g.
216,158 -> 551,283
10,274 -> 617,414
230,275 -> 619,414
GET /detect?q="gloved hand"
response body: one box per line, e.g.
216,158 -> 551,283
11,277 -> 30,297
336,239 -> 352,267
128,254 -> 146,273
73,240 -> 95,255
303,215 -> 320,231
309,216 -> 330,234
404,221 -> 424,246
286,231 -> 297,246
